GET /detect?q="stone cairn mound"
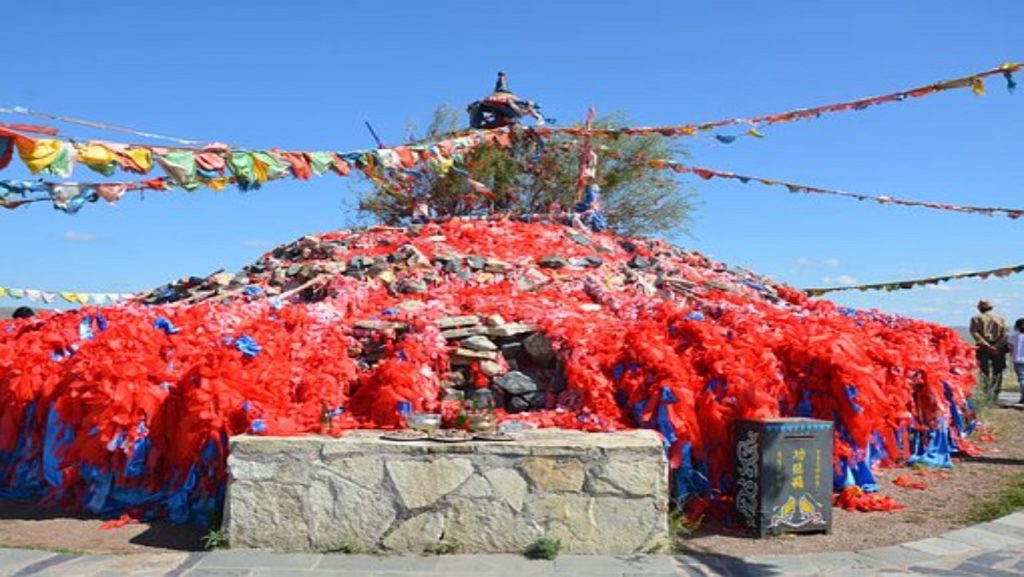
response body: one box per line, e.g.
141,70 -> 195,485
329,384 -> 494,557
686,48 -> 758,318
0,217 -> 976,524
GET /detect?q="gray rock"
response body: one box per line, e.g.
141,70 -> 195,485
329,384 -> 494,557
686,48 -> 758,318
484,259 -> 511,273
348,255 -> 375,270
382,511 -> 445,552
398,279 -> 428,294
592,458 -> 663,495
479,360 -> 504,377
494,371 -> 539,395
521,457 -> 585,492
484,468 -> 528,511
322,455 -> 384,490
353,320 -> 403,333
509,391 -> 547,413
628,255 -> 651,269
307,475 -> 398,551
434,255 -> 462,274
523,333 -> 555,364
226,482 -> 311,550
366,263 -> 392,279
452,348 -> 498,365
584,255 -> 604,268
486,323 -> 536,337
441,327 -> 480,340
443,498 -> 542,552
568,231 -> 592,246
438,315 -> 480,329
457,474 -> 494,498
526,495 -> 666,554
461,335 -> 498,352
500,342 -> 524,359
465,255 -> 486,270
539,255 -> 569,269
386,458 -> 474,509
441,372 -> 466,387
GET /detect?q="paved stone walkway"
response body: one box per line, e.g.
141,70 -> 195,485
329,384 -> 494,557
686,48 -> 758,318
2,511 -> 1024,576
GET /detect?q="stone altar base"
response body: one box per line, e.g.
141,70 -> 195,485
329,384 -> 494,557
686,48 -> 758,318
225,429 -> 669,554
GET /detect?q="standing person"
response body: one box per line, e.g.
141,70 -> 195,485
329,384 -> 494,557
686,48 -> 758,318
970,299 -> 1008,400
1008,318 -> 1024,404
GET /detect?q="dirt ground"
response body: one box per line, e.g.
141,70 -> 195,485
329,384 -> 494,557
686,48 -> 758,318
0,398 -> 1022,555
683,402 -> 1024,556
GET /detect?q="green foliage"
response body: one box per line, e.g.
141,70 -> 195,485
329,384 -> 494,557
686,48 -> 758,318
524,536 -> 562,560
425,540 -> 460,555
964,472 -> 1024,524
329,541 -> 367,554
201,528 -> 229,550
668,508 -> 700,539
361,106 -> 698,237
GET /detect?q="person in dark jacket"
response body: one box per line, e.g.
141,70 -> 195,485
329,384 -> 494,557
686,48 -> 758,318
970,299 -> 1008,399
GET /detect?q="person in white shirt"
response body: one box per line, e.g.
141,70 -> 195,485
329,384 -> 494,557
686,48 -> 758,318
1007,318 -> 1024,404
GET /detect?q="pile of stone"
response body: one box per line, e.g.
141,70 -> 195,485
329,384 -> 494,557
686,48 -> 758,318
137,220 -> 784,308
1,216 -> 978,526
356,312 -> 561,413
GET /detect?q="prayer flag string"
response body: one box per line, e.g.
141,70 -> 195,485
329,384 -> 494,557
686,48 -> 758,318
803,264 -> 1024,296
652,161 -> 1024,219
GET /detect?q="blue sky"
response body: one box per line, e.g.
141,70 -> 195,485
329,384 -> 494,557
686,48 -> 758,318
1,0 -> 1021,326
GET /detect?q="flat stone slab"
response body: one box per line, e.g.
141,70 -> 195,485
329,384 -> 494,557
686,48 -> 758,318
226,429 -> 669,554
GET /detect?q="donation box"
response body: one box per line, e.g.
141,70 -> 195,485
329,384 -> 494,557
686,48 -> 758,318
734,418 -> 833,536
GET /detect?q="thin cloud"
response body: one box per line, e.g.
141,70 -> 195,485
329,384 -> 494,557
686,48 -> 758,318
924,284 -> 961,292
823,257 -> 840,267
835,275 -> 859,286
63,231 -> 99,242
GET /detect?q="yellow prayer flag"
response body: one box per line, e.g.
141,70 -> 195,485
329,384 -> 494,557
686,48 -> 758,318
77,143 -> 116,166
207,178 -> 229,191
125,148 -> 153,173
60,292 -> 79,304
16,138 -> 63,174
972,77 -> 985,96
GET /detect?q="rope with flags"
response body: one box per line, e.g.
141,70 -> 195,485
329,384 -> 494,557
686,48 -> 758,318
803,264 -> 1024,296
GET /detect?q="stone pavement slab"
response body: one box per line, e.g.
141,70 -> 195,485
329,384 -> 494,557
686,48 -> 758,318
804,551 -> 893,575
199,550 -> 321,570
7,509 -> 1024,576
29,553 -> 120,576
741,554 -> 820,576
7,552 -> 81,576
859,544 -> 939,568
0,549 -> 56,576
941,526 -> 1024,550
182,569 -> 253,577
902,537 -> 977,557
991,511 -> 1024,529
554,555 -> 678,576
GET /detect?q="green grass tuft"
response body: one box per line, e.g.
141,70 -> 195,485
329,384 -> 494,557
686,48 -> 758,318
525,536 -> 562,560
201,528 -> 229,550
964,473 -> 1024,524
425,540 -> 460,555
